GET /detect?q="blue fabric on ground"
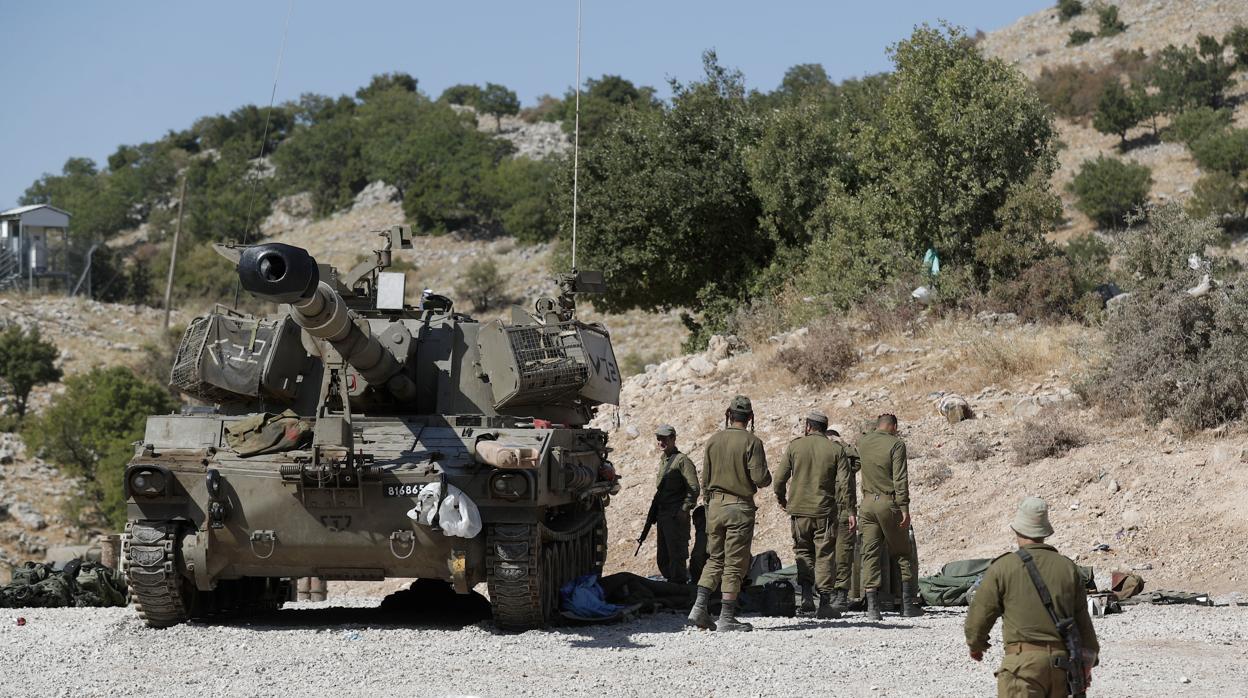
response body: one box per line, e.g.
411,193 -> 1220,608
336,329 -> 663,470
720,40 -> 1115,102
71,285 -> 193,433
559,574 -> 625,619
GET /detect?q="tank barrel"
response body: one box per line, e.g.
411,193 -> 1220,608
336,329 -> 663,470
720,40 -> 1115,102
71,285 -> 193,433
237,243 -> 417,401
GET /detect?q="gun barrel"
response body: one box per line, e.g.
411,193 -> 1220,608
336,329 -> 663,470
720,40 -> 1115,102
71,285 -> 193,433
237,243 -> 416,401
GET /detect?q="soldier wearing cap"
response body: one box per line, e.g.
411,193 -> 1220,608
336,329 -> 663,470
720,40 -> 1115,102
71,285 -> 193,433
857,413 -> 923,620
826,426 -> 859,613
687,395 -> 771,632
652,424 -> 699,584
774,411 -> 852,618
966,497 -> 1100,697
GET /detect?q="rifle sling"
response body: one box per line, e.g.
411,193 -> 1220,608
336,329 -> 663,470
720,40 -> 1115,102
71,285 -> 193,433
1014,549 -> 1064,633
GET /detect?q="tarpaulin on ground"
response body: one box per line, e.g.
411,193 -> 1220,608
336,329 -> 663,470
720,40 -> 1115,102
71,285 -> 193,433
0,560 -> 127,608
919,558 -> 1097,606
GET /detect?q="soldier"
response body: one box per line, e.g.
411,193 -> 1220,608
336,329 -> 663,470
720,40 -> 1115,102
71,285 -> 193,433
826,427 -> 858,613
687,395 -> 771,632
774,411 -> 849,618
857,413 -> 923,620
652,424 -> 699,584
965,497 -> 1100,697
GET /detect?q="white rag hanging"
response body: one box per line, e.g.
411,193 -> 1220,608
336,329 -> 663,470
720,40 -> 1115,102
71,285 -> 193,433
405,483 -> 482,539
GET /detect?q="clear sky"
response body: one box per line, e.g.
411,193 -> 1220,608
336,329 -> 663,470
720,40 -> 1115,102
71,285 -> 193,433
0,1 -> 1050,210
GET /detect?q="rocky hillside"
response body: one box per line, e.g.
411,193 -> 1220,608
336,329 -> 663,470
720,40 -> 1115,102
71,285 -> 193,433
981,0 -> 1248,241
602,315 -> 1248,594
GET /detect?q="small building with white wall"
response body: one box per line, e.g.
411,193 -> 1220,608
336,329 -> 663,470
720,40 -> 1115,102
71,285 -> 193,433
0,203 -> 71,291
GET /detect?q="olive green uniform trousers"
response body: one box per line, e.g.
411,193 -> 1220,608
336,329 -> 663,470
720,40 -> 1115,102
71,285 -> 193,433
790,515 -> 835,593
833,509 -> 854,591
655,509 -> 691,585
996,649 -> 1070,697
859,495 -> 916,589
697,492 -> 756,595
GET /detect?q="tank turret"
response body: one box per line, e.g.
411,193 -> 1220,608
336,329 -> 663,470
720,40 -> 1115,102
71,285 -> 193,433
236,242 -> 417,402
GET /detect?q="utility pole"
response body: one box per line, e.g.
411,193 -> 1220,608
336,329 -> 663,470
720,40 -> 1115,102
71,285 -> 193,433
163,176 -> 187,331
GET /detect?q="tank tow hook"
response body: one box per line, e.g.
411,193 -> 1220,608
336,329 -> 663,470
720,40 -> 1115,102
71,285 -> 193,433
389,530 -> 415,560
249,530 -> 278,559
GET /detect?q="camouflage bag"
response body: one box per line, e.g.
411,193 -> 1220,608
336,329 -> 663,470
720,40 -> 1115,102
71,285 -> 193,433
72,561 -> 128,608
0,562 -> 72,608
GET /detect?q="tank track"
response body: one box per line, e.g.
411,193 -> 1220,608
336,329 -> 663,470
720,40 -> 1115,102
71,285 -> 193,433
125,521 -> 289,628
486,510 -> 606,631
124,521 -> 192,628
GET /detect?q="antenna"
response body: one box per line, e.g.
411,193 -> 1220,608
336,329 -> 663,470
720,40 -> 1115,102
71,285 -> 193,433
571,0 -> 583,270
233,0 -> 295,308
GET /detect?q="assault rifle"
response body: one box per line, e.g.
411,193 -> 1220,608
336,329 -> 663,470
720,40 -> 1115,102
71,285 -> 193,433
1015,549 -> 1089,698
634,496 -> 660,556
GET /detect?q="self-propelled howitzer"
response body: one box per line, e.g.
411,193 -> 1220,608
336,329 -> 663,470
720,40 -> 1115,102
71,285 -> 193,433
124,228 -> 622,630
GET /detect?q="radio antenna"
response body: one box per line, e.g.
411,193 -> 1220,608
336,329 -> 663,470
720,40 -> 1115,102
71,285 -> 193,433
570,0 -> 583,270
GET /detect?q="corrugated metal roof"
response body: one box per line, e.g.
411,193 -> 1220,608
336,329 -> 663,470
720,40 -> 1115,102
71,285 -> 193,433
0,203 -> 73,218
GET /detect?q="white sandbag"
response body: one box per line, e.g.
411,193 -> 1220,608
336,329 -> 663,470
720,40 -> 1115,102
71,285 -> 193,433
438,485 -> 482,539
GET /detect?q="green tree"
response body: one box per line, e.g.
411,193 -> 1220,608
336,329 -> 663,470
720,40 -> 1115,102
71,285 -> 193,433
805,22 -> 1059,302
355,71 -> 419,102
1163,106 -> 1232,145
21,158 -> 132,240
1187,172 -> 1246,223
489,157 -> 559,243
1092,81 -> 1143,146
1226,24 -> 1248,65
23,367 -> 175,528
558,75 -> 660,142
273,112 -> 368,215
127,259 -> 153,306
1070,155 -> 1152,228
554,51 -> 766,315
1190,129 -> 1248,177
1149,43 -> 1235,113
1057,0 -> 1084,22
183,138 -> 276,242
477,82 -> 520,131
0,326 -> 61,419
439,83 -> 483,106
1097,5 -> 1126,37
775,63 -> 834,104
455,257 -> 509,312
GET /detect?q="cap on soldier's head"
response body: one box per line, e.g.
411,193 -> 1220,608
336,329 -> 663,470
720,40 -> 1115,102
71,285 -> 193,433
728,395 -> 753,413
806,411 -> 829,427
1011,496 -> 1055,539
654,424 -> 676,438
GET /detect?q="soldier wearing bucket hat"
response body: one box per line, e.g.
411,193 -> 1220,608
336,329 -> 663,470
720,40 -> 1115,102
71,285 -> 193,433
651,424 -> 699,584
687,395 -> 771,632
774,411 -> 852,618
965,497 -> 1100,697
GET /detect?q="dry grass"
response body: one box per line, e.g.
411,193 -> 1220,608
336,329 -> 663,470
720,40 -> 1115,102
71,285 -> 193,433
777,323 -> 858,388
1012,417 -> 1089,465
950,433 -> 994,462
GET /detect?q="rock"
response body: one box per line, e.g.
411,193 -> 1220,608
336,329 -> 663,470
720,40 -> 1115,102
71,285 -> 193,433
1121,509 -> 1142,530
1012,397 -> 1043,418
10,502 -> 47,531
353,181 -> 401,209
685,355 -> 715,377
624,425 -> 640,440
838,398 -> 854,409
1107,479 -> 1120,494
1209,444 -> 1247,467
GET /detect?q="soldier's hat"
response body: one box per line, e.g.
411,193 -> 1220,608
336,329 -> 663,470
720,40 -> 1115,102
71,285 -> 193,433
654,424 -> 676,437
1011,496 -> 1055,539
806,411 -> 829,427
728,395 -> 753,413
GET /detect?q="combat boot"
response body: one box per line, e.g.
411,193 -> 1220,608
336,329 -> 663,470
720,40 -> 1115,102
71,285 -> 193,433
716,598 -> 753,632
865,591 -> 882,621
829,588 -> 849,613
686,586 -> 716,630
799,584 -> 816,613
816,592 -> 841,619
901,582 -> 926,618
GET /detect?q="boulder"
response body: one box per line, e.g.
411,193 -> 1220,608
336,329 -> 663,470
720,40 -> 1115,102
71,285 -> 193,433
1209,444 -> 1247,467
10,502 -> 47,531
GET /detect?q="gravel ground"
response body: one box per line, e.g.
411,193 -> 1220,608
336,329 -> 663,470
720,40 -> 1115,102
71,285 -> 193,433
2,601 -> 1245,697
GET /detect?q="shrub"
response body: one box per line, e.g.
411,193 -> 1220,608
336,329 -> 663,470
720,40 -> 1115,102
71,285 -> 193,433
1097,5 -> 1126,37
1190,129 -> 1248,177
1092,81 -> 1143,145
1162,107 -> 1232,146
1068,30 -> 1095,47
455,257 -> 509,312
1187,172 -> 1246,223
1070,155 -> 1151,228
1057,0 -> 1084,22
1226,24 -> 1248,65
777,322 -> 858,388
1013,418 -> 1089,465
1034,64 -> 1113,120
22,367 -> 176,527
1116,203 -> 1223,289
988,256 -> 1082,322
951,433 -> 993,462
520,94 -> 563,123
1149,44 -> 1235,113
0,326 -> 61,419
620,351 -> 666,377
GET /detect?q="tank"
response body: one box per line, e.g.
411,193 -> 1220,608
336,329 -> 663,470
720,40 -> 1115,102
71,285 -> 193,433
122,227 -> 622,630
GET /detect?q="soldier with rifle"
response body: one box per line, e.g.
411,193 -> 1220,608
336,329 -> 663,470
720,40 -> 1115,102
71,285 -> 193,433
635,424 -> 699,584
965,497 -> 1100,697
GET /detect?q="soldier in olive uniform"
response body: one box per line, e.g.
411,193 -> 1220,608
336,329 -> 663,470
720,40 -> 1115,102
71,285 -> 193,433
774,411 -> 851,618
687,395 -> 771,632
652,424 -> 699,584
857,413 -> 923,620
827,427 -> 858,613
966,497 -> 1100,697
